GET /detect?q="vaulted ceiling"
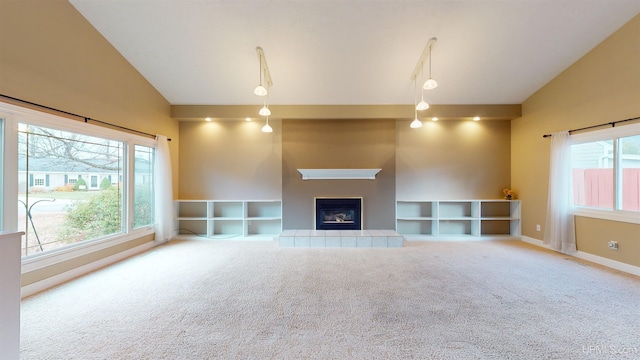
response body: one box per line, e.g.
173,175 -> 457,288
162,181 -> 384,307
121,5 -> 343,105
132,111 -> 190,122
69,0 -> 640,120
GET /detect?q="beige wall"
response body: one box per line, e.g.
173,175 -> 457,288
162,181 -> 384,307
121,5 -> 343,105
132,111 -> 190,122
1,0 -> 179,283
282,119 -> 396,229
575,217 -> 640,266
512,14 -> 640,266
396,119 -> 511,200
0,0 -> 179,192
178,120 -> 282,200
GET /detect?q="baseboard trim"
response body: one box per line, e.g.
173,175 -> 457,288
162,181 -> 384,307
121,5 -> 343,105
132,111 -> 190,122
521,236 -> 640,277
21,241 -> 156,299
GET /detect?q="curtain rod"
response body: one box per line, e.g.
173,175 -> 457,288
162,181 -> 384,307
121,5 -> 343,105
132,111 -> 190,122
542,115 -> 640,138
0,94 -> 171,141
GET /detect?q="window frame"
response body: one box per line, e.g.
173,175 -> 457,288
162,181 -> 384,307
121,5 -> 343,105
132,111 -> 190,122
570,122 -> 640,225
1,102 -> 158,270
133,144 -> 156,229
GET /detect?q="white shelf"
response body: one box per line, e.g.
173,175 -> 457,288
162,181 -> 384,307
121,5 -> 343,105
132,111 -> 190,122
176,201 -> 207,218
175,200 -> 282,239
396,200 -> 521,240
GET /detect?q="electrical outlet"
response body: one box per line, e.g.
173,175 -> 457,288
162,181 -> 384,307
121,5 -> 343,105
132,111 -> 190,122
607,241 -> 618,251
536,224 -> 541,232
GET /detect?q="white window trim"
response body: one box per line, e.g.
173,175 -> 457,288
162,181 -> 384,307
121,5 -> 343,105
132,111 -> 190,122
571,121 -> 640,224
574,207 -> 640,225
1,102 -> 158,268
21,227 -> 154,272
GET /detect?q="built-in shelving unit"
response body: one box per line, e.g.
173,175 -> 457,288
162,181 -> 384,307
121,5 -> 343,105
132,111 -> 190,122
396,200 -> 521,240
175,200 -> 282,240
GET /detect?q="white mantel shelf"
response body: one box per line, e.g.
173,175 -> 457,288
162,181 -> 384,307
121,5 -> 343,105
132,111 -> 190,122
297,168 -> 382,180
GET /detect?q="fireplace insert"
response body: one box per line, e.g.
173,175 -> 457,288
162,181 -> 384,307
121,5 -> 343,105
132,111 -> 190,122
315,197 -> 362,230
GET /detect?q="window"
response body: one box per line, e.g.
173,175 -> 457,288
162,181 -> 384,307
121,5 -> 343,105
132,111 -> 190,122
570,123 -> 640,223
620,135 -> 640,211
1,102 -> 158,258
133,145 -> 155,228
571,140 -> 614,209
18,123 -> 125,256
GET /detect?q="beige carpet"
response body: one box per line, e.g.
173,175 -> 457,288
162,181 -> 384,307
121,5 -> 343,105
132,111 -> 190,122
20,240 -> 640,359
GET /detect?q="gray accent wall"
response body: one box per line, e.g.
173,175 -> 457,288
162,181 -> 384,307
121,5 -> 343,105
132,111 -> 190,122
282,119 -> 397,229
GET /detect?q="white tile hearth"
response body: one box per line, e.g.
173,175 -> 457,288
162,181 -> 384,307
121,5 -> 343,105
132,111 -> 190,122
278,230 -> 404,248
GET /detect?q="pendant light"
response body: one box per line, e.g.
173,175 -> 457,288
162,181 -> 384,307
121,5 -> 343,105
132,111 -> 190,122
410,37 -> 437,126
423,41 -> 438,90
259,89 -> 271,116
259,103 -> 271,117
416,63 -> 430,111
410,78 -> 423,129
254,47 -> 274,131
261,117 -> 273,133
254,50 -> 268,97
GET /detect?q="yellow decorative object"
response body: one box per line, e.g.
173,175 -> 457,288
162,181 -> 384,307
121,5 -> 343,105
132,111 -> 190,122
503,188 -> 517,200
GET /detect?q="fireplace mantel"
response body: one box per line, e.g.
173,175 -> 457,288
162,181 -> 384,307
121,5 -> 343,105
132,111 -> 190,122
297,168 -> 381,180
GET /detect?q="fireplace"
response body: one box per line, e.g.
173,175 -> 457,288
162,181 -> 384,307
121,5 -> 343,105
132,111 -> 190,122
315,197 -> 362,230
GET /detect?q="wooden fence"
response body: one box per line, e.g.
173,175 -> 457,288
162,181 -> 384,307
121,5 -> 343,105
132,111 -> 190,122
573,168 -> 640,210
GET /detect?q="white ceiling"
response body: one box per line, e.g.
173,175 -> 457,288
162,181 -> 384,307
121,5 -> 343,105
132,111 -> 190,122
69,0 -> 640,106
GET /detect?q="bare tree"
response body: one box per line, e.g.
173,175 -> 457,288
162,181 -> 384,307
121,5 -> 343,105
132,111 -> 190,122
19,125 -> 122,171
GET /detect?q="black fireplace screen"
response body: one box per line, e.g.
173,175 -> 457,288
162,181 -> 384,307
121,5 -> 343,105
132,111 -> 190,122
315,198 -> 362,230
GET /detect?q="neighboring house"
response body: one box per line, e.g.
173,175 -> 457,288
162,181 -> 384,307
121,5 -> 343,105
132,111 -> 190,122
17,157 -> 151,192
572,140 -> 640,168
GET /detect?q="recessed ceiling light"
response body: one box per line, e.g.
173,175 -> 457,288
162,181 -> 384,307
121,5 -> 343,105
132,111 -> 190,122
205,117 -> 212,122
473,116 -> 481,121
431,117 -> 438,122
245,117 -> 252,122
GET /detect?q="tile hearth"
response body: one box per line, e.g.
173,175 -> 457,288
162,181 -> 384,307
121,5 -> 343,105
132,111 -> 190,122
278,230 -> 404,248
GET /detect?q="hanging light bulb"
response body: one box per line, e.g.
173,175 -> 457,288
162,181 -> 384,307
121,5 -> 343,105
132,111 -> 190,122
254,52 -> 268,96
423,42 -> 438,90
411,78 -> 423,128
416,62 -> 430,110
254,85 -> 267,97
259,86 -> 271,116
259,103 -> 271,116
259,106 -> 271,116
416,95 -> 430,111
261,117 -> 273,133
423,78 -> 438,90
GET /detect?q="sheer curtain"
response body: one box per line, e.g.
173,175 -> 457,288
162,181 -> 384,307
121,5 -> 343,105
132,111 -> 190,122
543,130 -> 576,253
154,135 -> 174,243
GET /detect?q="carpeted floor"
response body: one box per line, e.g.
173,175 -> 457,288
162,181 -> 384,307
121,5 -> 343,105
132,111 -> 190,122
20,239 -> 640,359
